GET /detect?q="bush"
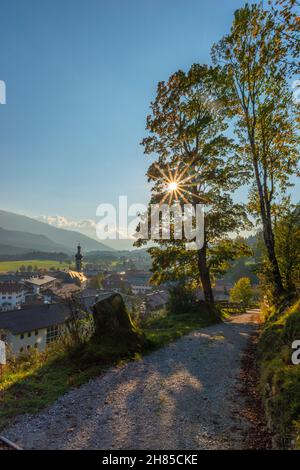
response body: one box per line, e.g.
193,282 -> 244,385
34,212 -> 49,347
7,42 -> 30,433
229,277 -> 253,309
284,306 -> 300,343
167,283 -> 198,315
258,299 -> 300,448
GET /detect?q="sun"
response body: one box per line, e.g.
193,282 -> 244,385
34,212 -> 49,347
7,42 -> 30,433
148,158 -> 202,205
167,181 -> 178,192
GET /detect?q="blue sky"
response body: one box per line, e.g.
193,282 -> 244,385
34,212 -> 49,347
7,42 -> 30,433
0,0 -> 298,226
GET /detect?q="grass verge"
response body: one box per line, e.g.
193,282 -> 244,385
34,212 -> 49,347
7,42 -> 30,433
258,298 -> 300,448
0,306 -> 218,430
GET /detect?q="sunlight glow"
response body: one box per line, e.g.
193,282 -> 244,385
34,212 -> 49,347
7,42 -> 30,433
147,157 -> 203,206
167,181 -> 178,192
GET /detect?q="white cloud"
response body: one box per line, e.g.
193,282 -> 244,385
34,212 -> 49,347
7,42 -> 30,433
35,215 -> 97,230
34,214 -> 136,250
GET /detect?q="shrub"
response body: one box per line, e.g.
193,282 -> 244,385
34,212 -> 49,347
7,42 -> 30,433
167,283 -> 198,315
229,277 -> 253,309
259,299 -> 300,448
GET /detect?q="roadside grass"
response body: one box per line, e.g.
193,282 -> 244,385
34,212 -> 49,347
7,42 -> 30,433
258,298 -> 300,448
0,259 -> 70,272
0,306 -> 219,429
143,306 -> 219,350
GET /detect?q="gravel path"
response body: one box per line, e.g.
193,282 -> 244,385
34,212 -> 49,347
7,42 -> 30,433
3,311 -> 260,450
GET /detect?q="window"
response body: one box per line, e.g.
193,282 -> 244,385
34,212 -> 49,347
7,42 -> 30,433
27,345 -> 31,350
27,332 -> 31,338
46,325 -> 59,344
20,333 -> 24,340
34,343 -> 38,348
19,347 -> 24,353
0,333 -> 6,341
35,330 -> 38,336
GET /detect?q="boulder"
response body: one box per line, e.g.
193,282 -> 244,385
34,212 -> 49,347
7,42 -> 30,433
92,293 -> 146,348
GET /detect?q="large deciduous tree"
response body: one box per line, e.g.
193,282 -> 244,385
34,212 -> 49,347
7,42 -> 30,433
137,65 -> 250,304
212,2 -> 299,297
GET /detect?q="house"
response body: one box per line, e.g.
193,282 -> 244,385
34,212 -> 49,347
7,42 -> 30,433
84,267 -> 104,277
43,283 -> 81,302
0,290 -> 115,356
0,303 -> 70,355
0,282 -> 26,311
80,290 -> 114,313
131,284 -> 152,295
212,279 -> 233,301
102,273 -> 131,292
145,290 -> 169,311
24,275 -> 57,294
52,270 -> 87,288
123,270 -> 152,295
64,270 -> 87,287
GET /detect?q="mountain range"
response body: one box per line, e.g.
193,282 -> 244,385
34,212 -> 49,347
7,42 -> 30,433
0,210 -> 113,256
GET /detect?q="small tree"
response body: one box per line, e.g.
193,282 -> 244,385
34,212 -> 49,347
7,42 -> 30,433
230,277 -> 253,309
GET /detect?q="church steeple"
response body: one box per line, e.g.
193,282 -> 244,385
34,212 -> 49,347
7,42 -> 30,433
75,244 -> 83,272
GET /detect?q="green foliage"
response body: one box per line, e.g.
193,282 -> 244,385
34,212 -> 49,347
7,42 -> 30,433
167,283 -> 198,315
148,236 -> 252,284
258,299 -> 300,447
89,273 -> 104,289
274,203 -> 300,293
254,202 -> 300,298
229,277 -> 253,308
144,306 -> 219,350
212,2 -> 299,295
63,296 -> 95,349
208,238 -> 253,278
138,63 -> 250,302
271,0 -> 300,72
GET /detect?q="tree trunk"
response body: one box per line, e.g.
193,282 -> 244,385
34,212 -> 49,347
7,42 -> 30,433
251,155 -> 285,297
235,118 -> 283,297
197,243 -> 214,304
262,217 -> 285,296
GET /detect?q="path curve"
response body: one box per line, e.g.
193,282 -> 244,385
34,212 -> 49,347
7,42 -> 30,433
4,311 -> 260,450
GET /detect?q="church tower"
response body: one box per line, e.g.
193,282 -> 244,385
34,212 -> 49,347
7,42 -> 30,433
75,244 -> 83,272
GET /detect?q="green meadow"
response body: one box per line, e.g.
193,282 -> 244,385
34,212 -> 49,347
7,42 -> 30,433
0,259 -> 71,273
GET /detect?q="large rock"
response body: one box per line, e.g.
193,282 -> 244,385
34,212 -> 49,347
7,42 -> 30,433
92,293 -> 146,347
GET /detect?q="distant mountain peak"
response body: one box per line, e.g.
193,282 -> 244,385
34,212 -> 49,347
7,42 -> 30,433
0,209 -> 114,254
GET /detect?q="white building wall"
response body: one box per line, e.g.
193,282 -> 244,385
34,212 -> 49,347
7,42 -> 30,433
132,285 -> 152,295
4,323 -> 66,356
6,328 -> 48,356
0,289 -> 26,311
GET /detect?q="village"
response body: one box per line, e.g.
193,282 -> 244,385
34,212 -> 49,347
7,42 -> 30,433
0,244 -> 235,358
